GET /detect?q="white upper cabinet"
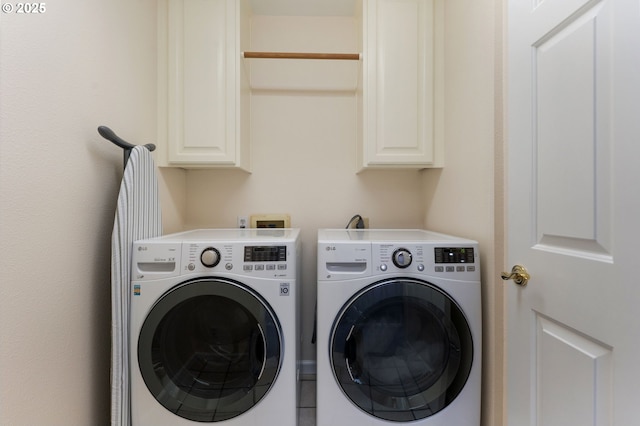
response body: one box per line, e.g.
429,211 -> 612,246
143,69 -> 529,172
159,0 -> 251,170
357,0 -> 442,170
158,0 -> 441,170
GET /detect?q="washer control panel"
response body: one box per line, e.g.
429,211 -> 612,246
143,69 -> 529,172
133,229 -> 300,281
182,242 -> 294,279
244,245 -> 287,262
200,247 -> 221,268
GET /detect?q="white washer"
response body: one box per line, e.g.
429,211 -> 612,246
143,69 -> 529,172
317,229 -> 481,426
130,229 -> 301,425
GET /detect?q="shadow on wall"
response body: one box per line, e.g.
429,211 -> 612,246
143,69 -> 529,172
420,168 -> 444,226
158,167 -> 189,234
88,140 -> 131,422
354,168 -> 431,228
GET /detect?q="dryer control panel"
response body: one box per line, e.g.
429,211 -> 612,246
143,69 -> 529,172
374,244 -> 478,276
435,247 -> 475,264
317,229 -> 480,281
433,247 -> 476,274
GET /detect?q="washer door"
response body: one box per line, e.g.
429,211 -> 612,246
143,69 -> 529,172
330,278 -> 473,422
137,278 -> 282,422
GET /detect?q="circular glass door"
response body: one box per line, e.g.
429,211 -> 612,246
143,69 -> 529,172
137,278 -> 282,422
330,278 -> 473,422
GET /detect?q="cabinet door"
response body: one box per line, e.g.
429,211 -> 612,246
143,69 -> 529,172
166,0 -> 248,169
359,0 -> 438,169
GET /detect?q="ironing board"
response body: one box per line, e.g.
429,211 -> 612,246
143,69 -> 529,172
110,145 -> 162,426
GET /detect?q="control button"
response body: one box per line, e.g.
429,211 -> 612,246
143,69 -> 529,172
243,265 -> 253,271
255,265 -> 265,271
277,264 -> 287,270
380,264 -> 388,272
446,266 -> 455,272
187,263 -> 196,271
435,266 -> 444,272
267,264 -> 276,271
392,248 -> 413,269
457,266 -> 466,272
417,264 -> 425,272
200,247 -> 221,268
467,266 -> 476,272
225,263 -> 233,270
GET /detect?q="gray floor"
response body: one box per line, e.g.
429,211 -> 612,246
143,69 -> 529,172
299,379 -> 316,426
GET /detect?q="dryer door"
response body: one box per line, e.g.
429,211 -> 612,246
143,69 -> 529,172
330,278 -> 473,422
137,278 -> 282,422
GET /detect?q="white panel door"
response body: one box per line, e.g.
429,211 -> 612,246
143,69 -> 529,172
506,0 -> 640,424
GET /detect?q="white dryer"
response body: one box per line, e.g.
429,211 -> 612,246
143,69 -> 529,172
317,229 -> 481,426
130,229 -> 301,425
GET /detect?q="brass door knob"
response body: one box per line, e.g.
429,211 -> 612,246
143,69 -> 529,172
501,265 -> 530,286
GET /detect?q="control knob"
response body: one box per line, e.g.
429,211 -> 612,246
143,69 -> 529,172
200,247 -> 221,268
392,248 -> 413,268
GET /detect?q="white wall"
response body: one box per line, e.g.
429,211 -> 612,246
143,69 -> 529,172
0,1 -> 157,423
423,0 -> 504,425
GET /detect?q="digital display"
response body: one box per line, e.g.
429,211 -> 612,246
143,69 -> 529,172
434,247 -> 475,264
244,246 -> 287,262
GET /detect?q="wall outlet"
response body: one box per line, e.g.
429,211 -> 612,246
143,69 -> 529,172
237,216 -> 249,228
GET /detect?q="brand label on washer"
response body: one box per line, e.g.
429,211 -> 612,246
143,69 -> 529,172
280,283 -> 290,296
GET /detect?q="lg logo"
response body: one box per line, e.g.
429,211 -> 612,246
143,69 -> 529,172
325,246 -> 336,251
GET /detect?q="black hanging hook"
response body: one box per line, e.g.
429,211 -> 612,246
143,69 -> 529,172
97,125 -> 156,169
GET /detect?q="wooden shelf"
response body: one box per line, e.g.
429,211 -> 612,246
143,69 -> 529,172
243,51 -> 360,60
